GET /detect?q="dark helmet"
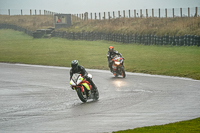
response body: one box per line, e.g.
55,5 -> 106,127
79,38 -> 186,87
109,46 -> 114,53
71,60 -> 79,70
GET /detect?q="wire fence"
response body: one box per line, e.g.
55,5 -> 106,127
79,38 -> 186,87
0,9 -> 55,15
0,7 -> 199,19
72,7 -> 200,21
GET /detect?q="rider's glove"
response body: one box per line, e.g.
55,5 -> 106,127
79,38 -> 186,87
83,74 -> 88,79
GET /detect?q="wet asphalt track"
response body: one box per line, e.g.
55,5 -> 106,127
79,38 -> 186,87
0,63 -> 200,133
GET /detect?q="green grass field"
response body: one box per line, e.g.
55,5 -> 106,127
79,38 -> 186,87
114,117 -> 200,133
0,29 -> 200,80
1,29 -> 200,132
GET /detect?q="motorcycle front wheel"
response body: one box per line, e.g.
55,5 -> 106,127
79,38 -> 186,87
121,67 -> 126,78
77,88 -> 87,103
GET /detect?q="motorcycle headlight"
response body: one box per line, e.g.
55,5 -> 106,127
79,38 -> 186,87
115,61 -> 120,65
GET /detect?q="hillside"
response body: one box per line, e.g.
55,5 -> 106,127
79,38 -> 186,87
0,15 -> 200,36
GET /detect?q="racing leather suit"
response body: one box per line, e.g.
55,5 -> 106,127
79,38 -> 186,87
107,50 -> 122,72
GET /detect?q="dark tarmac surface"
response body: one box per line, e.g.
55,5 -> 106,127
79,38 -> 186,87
0,63 -> 200,133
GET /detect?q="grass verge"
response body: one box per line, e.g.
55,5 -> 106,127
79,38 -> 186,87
0,29 -> 200,132
114,117 -> 200,133
0,29 -> 200,80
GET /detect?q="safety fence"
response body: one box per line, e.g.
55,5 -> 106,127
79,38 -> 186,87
53,31 -> 200,46
1,24 -> 200,46
0,24 -> 33,36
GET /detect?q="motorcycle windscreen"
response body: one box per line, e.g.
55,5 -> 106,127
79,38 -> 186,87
71,73 -> 81,85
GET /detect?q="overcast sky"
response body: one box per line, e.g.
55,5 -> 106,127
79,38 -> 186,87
0,0 -> 199,14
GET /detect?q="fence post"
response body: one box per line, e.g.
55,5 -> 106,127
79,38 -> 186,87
104,12 -> 105,20
180,8 -> 182,17
30,9 -> 32,15
8,9 -> 10,15
140,9 -> 142,18
113,11 -> 115,19
123,10 -> 125,18
158,8 -> 160,18
44,10 -> 45,15
188,7 -> 190,17
87,12 -> 88,20
108,12 -> 110,20
99,13 -> 101,20
21,9 -> 23,15
172,8 -> 174,18
91,13 -> 92,20
118,11 -> 120,18
152,8 -> 154,17
35,9 -> 36,15
146,9 -> 148,18
134,10 -> 136,18
95,13 -> 96,20
129,10 -> 130,18
195,7 -> 197,17
165,8 -> 167,18
79,14 -> 81,20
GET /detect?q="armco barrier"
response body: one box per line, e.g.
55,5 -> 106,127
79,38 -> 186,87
0,23 -> 200,46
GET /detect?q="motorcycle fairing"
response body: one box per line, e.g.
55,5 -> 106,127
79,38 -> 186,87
112,64 -> 117,71
70,80 -> 76,86
82,83 -> 90,91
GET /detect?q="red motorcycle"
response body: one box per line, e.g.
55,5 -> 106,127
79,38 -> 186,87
111,55 -> 126,78
70,73 -> 99,103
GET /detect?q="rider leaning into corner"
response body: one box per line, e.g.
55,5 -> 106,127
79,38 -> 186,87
70,60 -> 98,94
107,46 -> 123,72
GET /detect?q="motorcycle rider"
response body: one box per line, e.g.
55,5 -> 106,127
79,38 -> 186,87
107,46 -> 122,72
70,60 -> 97,94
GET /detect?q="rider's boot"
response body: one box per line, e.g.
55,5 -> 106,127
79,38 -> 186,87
87,90 -> 91,97
109,67 -> 113,72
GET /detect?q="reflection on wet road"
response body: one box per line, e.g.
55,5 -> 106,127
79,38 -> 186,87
0,63 -> 200,133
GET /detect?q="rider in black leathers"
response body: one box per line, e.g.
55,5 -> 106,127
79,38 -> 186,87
70,60 -> 97,93
106,46 -> 122,72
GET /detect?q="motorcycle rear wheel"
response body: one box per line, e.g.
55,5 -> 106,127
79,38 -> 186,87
77,88 -> 87,103
94,89 -> 99,100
